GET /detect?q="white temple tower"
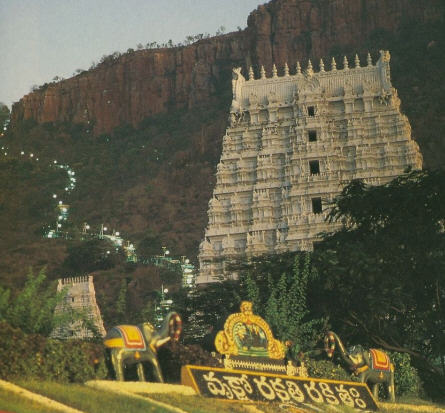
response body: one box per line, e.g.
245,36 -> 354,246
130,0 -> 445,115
197,51 -> 422,285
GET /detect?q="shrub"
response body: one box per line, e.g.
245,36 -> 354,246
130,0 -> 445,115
158,342 -> 221,383
0,321 -> 107,382
305,358 -> 351,381
389,352 -> 424,398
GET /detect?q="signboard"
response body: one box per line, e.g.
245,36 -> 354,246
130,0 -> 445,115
181,365 -> 378,412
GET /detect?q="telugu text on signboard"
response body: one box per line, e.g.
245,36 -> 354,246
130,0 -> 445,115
181,365 -> 378,411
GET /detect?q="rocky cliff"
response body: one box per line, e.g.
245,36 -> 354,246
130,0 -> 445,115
11,0 -> 443,136
246,0 -> 442,65
11,33 -> 246,135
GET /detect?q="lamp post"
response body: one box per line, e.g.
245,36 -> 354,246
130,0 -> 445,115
82,223 -> 90,234
100,224 -> 108,239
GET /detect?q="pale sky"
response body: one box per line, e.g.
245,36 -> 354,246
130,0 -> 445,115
0,0 -> 265,108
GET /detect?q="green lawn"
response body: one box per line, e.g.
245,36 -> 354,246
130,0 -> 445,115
0,386 -> 62,413
16,380 -> 171,413
379,398 -> 445,413
10,379 -> 445,413
149,392 -> 445,413
145,393 -> 280,413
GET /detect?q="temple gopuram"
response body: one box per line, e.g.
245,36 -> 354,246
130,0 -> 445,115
51,275 -> 106,339
197,50 -> 422,284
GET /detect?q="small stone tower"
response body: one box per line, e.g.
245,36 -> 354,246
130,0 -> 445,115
197,50 -> 422,284
51,275 -> 106,339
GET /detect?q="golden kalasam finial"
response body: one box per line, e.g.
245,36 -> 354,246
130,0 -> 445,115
240,300 -> 253,314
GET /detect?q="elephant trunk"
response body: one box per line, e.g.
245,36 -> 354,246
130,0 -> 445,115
325,331 -> 352,366
152,312 -> 182,349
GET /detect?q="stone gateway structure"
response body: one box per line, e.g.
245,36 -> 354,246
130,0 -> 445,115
197,51 -> 422,284
51,275 -> 106,339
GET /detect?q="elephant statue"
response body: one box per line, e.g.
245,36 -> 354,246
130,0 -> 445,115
104,312 -> 182,382
324,331 -> 395,402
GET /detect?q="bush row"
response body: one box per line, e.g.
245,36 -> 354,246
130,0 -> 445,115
0,321 -> 107,382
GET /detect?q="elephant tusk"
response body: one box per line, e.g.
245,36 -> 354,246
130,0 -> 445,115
155,336 -> 171,348
353,365 -> 369,374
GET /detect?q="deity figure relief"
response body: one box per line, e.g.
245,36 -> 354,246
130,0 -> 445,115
233,322 -> 268,356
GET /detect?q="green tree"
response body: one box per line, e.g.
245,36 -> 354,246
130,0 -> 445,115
243,253 -> 324,352
137,232 -> 162,257
312,170 -> 445,376
173,280 -> 241,342
62,239 -> 122,274
1,268 -> 68,335
215,25 -> 226,36
244,270 -> 260,308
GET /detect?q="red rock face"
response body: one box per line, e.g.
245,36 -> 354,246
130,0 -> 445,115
11,0 -> 443,135
245,0 -> 443,70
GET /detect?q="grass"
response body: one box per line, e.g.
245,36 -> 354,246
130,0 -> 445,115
10,379 -> 445,413
379,398 -> 445,413
0,386 -> 62,413
146,393 -> 280,413
16,379 -> 171,413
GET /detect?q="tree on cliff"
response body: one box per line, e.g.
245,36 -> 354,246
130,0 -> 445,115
311,169 -> 445,377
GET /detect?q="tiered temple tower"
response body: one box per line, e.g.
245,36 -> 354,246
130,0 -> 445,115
51,275 -> 106,339
197,50 -> 422,285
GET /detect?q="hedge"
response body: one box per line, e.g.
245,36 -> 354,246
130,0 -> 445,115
0,321 -> 107,382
